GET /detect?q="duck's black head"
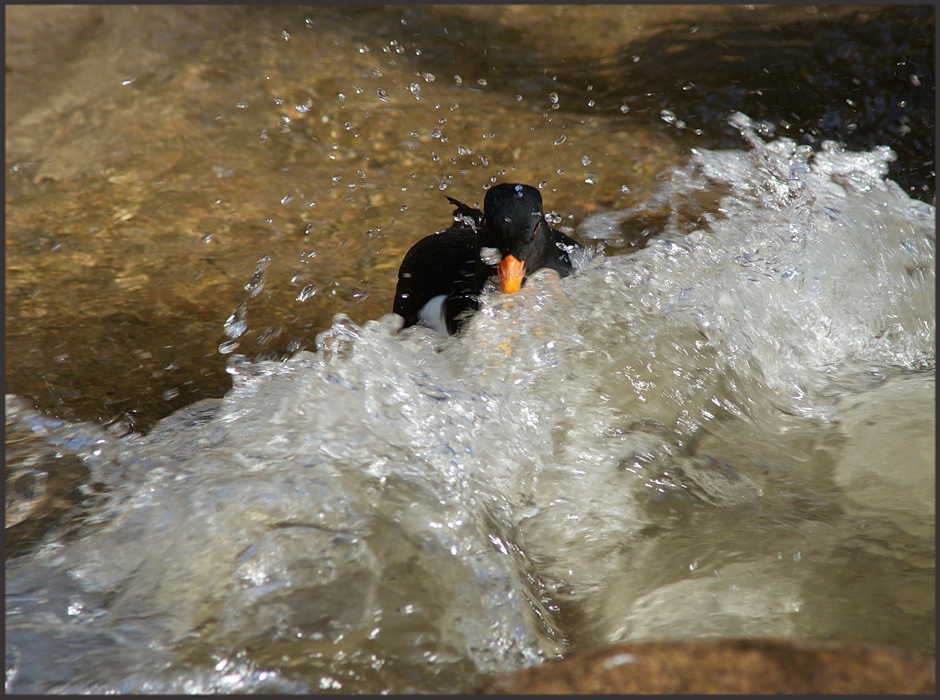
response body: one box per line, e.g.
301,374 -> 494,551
481,183 -> 553,293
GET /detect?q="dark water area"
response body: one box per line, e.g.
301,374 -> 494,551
570,4 -> 935,201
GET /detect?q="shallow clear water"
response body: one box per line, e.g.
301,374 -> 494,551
6,119 -> 934,693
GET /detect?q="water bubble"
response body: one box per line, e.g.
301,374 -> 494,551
587,99 -> 595,107
161,388 -> 180,401
553,134 -> 567,146
453,74 -> 462,85
620,104 -> 630,113
430,129 -> 442,139
421,72 -> 435,82
477,78 -> 488,86
621,184 -> 630,193
580,155 -> 592,167
549,92 -> 559,104
376,89 -> 389,102
370,67 -> 383,78
408,83 -> 421,97
457,146 -> 472,155
280,30 -> 290,41
280,195 -> 293,205
538,181 -> 547,189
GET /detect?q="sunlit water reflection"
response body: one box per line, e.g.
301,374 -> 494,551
6,115 -> 934,693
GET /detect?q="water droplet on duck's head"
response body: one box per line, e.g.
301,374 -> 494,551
479,246 -> 502,266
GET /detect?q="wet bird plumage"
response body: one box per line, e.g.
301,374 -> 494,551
393,183 -> 582,335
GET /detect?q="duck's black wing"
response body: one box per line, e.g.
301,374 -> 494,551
393,198 -> 485,330
393,227 -> 478,328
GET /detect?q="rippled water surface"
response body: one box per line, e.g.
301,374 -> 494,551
5,4 -> 935,694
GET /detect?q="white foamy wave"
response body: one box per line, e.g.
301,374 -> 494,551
5,118 -> 934,692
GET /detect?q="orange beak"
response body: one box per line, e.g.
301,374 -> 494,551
497,255 -> 526,294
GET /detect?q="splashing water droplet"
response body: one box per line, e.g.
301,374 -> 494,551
218,339 -> 240,354
660,109 -> 687,129
297,284 -> 318,302
245,256 -> 271,297
479,246 -> 502,266
224,302 -> 248,339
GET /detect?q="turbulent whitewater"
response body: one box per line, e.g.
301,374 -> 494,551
6,116 -> 935,693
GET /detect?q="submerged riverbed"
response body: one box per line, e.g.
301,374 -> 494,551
5,4 -> 935,694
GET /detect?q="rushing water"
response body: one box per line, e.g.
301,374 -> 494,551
5,115 -> 934,693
